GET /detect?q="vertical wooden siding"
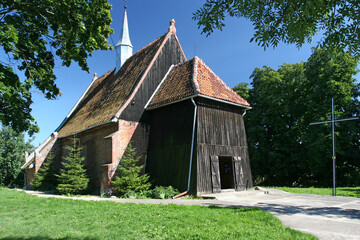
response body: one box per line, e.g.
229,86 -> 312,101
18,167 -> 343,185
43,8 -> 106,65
121,34 -> 186,122
146,100 -> 197,193
196,98 -> 253,194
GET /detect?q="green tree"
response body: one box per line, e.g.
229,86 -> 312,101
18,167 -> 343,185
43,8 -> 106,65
233,82 -> 250,100
246,62 -> 308,186
193,1 -> 360,56
112,144 -> 151,196
31,150 -> 58,191
56,137 -> 89,195
0,0 -> 113,135
303,48 -> 359,186
239,48 -> 359,186
0,125 -> 33,187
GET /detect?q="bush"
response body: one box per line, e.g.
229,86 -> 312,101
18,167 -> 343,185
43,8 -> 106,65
31,151 -> 58,191
119,186 -> 180,199
150,186 -> 180,199
122,190 -> 150,199
112,144 -> 151,196
56,137 -> 89,195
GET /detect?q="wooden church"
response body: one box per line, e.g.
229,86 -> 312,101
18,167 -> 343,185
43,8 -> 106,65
22,7 -> 253,195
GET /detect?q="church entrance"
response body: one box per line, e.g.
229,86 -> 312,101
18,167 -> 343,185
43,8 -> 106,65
219,156 -> 234,189
210,155 -> 243,193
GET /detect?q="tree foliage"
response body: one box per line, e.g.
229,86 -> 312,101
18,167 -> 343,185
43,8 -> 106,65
56,137 -> 89,194
0,0 -> 113,135
234,48 -> 360,187
194,0 -> 360,56
0,125 -> 33,187
31,150 -> 59,191
112,144 -> 151,196
232,82 -> 250,100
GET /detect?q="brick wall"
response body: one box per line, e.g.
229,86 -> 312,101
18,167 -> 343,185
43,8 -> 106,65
24,132 -> 58,188
101,120 -> 150,192
27,120 -> 150,193
112,120 -> 149,167
62,123 -> 118,192
34,133 -> 58,172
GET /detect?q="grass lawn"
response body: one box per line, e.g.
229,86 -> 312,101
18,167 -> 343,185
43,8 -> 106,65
272,186 -> 360,198
0,188 -> 316,240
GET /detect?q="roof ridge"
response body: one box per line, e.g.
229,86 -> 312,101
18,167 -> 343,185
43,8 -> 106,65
114,31 -> 173,119
172,58 -> 191,68
136,33 -> 167,53
192,57 -> 200,93
198,58 -> 249,105
144,64 -> 175,109
173,33 -> 187,61
98,69 -> 115,80
55,68 -> 115,133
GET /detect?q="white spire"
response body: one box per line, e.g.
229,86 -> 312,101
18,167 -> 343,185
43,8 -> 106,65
115,5 -> 133,72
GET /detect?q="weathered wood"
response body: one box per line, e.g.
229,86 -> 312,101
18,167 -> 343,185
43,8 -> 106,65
146,100 -> 197,193
147,96 -> 253,195
210,156 -> 221,193
196,98 -> 253,194
233,156 -> 245,191
121,34 -> 186,122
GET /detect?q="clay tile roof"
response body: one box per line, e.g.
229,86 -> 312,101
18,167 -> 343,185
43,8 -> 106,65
148,57 -> 250,109
57,33 -> 168,138
148,59 -> 196,108
195,57 -> 250,106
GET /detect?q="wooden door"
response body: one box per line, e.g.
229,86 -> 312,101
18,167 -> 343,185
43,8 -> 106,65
233,156 -> 245,191
210,156 -> 221,193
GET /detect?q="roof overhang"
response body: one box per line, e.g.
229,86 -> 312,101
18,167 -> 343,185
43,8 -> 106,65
198,94 -> 252,110
21,134 -> 54,169
58,117 -> 118,139
21,151 -> 35,170
146,93 -> 252,111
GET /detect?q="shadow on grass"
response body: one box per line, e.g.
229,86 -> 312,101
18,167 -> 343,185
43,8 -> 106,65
339,188 -> 360,191
0,237 -> 98,240
339,188 -> 360,197
207,205 -> 260,212
201,203 -> 254,209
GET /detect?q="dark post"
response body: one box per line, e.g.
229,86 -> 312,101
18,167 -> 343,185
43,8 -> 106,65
310,98 -> 359,197
331,98 -> 336,196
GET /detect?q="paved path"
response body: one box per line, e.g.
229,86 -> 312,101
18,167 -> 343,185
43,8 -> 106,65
202,188 -> 360,240
22,188 -> 360,240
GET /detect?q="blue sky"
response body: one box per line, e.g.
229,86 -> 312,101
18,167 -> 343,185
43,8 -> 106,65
28,0 -> 337,146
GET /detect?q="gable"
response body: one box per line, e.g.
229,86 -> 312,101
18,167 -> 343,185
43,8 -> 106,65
147,57 -> 250,110
57,33 -> 174,138
196,58 -> 249,106
119,33 -> 187,122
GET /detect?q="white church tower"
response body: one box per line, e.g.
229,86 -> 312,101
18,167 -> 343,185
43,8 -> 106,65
115,5 -> 133,72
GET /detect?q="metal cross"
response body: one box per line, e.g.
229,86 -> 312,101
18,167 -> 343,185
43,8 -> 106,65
310,98 -> 359,196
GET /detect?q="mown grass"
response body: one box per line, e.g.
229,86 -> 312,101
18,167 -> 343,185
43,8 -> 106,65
272,186 -> 360,198
0,188 -> 316,240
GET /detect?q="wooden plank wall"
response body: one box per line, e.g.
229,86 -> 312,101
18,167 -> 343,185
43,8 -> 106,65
146,100 -> 197,193
196,98 -> 253,194
121,34 -> 186,122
